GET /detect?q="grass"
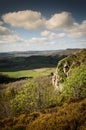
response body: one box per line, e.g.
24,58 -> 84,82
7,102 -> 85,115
0,68 -> 55,78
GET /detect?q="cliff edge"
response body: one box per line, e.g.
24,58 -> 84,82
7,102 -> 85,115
52,49 -> 86,91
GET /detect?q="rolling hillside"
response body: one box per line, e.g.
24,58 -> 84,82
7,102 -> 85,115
0,49 -> 86,130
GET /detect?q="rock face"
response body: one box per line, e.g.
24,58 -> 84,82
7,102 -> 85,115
52,69 -> 66,92
52,49 -> 86,91
52,68 -> 62,91
52,60 -> 72,91
63,62 -> 70,76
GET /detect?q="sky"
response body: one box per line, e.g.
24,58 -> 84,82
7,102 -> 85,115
0,0 -> 86,52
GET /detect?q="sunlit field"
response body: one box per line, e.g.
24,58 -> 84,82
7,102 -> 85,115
0,67 -> 55,78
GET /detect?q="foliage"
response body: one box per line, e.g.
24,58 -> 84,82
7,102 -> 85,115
57,49 -> 86,83
27,98 -> 86,130
63,65 -> 86,99
0,98 -> 86,130
0,49 -> 86,129
10,76 -> 59,116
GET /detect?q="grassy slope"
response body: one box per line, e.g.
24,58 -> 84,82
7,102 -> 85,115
0,98 -> 86,130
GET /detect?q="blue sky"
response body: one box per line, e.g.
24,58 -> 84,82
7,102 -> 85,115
0,0 -> 86,52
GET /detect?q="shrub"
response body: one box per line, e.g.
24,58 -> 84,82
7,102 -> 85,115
0,98 -> 86,130
26,98 -> 86,130
12,125 -> 26,130
63,65 -> 86,99
10,77 -> 59,116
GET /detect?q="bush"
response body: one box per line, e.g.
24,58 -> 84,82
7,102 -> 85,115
63,65 -> 86,99
26,98 -> 86,130
10,77 -> 59,116
0,98 -> 86,130
12,125 -> 26,130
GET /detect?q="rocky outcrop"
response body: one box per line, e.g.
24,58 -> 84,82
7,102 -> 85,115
52,61 -> 71,91
52,49 -> 86,91
52,68 -> 62,91
63,62 -> 70,76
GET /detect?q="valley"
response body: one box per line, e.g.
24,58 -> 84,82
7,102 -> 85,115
0,49 -> 86,130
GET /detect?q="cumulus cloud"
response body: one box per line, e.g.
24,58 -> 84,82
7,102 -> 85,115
65,20 -> 86,38
1,10 -> 86,39
68,31 -> 86,38
79,20 -> 86,31
46,12 -> 75,30
0,21 -> 3,25
2,10 -> 46,30
0,25 -> 24,44
41,30 -> 50,37
41,30 -> 65,39
0,26 -> 11,35
2,11 -> 75,30
0,34 -> 23,44
28,37 -> 48,44
57,33 -> 66,37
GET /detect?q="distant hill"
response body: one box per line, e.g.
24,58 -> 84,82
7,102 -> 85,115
0,50 -> 61,58
52,48 -> 81,56
0,49 -> 82,72
0,49 -> 81,58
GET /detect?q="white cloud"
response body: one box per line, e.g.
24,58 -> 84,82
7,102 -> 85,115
0,21 -> 3,25
41,30 -> 65,39
2,11 -> 75,31
46,12 -> 75,30
41,30 -> 57,39
57,33 -> 66,37
1,10 -> 86,40
0,34 -> 24,44
2,10 -> 46,30
79,20 -> 86,31
65,20 -> 86,38
41,30 -> 50,37
68,31 -> 86,38
64,21 -> 85,32
28,37 -> 48,44
0,26 -> 11,35
0,25 -> 23,44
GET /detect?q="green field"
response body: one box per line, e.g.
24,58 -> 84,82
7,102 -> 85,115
0,67 -> 55,78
